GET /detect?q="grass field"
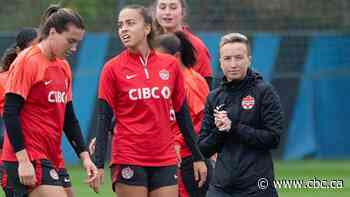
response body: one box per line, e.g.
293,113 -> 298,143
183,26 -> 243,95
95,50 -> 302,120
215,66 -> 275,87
63,160 -> 350,196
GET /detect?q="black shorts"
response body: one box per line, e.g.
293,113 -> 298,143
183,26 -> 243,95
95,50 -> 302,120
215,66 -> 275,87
58,168 -> 72,188
111,164 -> 177,191
0,160 -> 63,197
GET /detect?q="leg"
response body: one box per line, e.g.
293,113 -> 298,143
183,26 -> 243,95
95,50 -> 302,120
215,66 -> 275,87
115,183 -> 148,197
111,165 -> 148,197
149,165 -> 178,197
58,168 -> 74,197
29,185 -> 67,197
64,187 -> 74,197
149,185 -> 178,197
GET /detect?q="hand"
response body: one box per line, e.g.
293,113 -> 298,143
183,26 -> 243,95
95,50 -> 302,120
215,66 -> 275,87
174,144 -> 182,167
89,169 -> 105,193
88,137 -> 96,155
80,152 -> 98,185
18,160 -> 36,186
214,110 -> 232,132
193,161 -> 207,188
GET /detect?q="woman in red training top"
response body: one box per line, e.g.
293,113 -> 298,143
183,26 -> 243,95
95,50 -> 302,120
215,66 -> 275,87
155,32 -> 211,197
0,28 -> 38,148
0,5 -> 97,197
93,4 -> 207,197
151,0 -> 213,88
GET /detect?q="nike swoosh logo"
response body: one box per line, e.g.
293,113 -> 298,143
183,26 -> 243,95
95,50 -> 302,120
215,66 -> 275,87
44,80 -> 53,86
126,74 -> 137,79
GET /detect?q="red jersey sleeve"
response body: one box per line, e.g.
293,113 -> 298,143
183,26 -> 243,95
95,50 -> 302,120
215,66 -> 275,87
61,60 -> 73,102
171,60 -> 186,112
98,63 -> 117,109
5,56 -> 40,100
195,46 -> 212,78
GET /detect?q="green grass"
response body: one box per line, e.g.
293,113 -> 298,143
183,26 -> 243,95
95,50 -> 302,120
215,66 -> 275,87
65,160 -> 350,197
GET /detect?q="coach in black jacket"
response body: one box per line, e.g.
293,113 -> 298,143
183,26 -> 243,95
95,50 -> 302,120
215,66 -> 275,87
199,33 -> 283,197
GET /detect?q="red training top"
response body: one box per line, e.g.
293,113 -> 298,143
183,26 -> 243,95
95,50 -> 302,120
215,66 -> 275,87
182,28 -> 212,79
1,45 -> 72,169
173,68 -> 209,158
98,49 -> 186,167
0,71 -> 9,115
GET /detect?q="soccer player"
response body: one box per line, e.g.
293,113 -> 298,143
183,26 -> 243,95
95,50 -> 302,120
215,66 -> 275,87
151,0 -> 213,88
92,4 -> 207,197
198,33 -> 283,197
0,28 -> 38,197
154,31 -> 211,197
0,5 -> 97,197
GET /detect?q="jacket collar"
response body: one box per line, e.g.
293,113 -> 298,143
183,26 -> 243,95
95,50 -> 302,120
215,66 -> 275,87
221,68 -> 262,92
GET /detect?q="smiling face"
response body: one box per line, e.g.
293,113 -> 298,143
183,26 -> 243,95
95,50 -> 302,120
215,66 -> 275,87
220,42 -> 251,81
48,24 -> 85,58
117,8 -> 151,51
155,0 -> 184,32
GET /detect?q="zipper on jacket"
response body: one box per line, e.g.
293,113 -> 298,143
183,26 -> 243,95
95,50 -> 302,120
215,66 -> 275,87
139,54 -> 150,79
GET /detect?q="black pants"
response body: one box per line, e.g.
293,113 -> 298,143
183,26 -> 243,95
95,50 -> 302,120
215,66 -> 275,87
180,156 -> 213,197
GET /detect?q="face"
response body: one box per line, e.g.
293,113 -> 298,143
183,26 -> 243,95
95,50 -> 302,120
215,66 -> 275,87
220,42 -> 251,81
155,0 -> 183,32
118,8 -> 151,50
49,24 -> 85,58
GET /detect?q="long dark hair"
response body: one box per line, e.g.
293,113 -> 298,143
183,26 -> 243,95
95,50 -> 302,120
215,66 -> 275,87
1,28 -> 37,71
39,4 -> 84,41
154,31 -> 196,68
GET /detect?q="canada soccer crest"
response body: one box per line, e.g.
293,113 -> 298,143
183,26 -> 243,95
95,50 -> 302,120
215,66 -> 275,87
241,95 -> 255,110
49,169 -> 59,180
121,166 -> 134,180
159,69 -> 169,80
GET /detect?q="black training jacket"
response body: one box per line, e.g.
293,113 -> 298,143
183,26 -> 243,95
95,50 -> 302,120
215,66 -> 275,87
198,68 -> 283,197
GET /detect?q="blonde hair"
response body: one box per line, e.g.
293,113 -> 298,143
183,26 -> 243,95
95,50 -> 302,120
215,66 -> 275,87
219,33 -> 251,56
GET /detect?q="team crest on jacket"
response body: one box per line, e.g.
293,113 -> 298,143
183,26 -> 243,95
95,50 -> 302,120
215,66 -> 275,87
241,95 -> 255,110
121,166 -> 134,180
159,69 -> 169,80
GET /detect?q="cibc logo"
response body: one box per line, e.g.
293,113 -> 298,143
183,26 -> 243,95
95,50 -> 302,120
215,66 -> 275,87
48,91 -> 66,103
128,86 -> 171,100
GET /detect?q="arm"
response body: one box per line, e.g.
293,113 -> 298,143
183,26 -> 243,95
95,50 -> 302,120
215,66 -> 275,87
3,93 -> 26,156
3,93 -> 36,186
234,86 -> 283,149
63,101 -> 87,157
198,97 -> 228,158
175,101 -> 204,162
94,99 -> 113,169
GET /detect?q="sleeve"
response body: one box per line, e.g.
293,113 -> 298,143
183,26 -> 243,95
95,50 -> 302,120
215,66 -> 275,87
171,60 -> 186,112
5,57 -> 38,100
98,64 -> 117,110
172,61 -> 204,161
198,96 -> 228,158
95,64 -> 116,168
62,60 -> 73,102
94,99 -> 113,169
194,43 -> 212,79
3,93 -> 25,153
175,102 -> 204,161
234,85 -> 284,150
63,101 -> 86,157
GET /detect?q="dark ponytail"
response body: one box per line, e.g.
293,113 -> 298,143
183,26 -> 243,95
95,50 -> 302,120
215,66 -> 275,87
1,28 -> 37,71
154,31 -> 196,68
1,46 -> 17,71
